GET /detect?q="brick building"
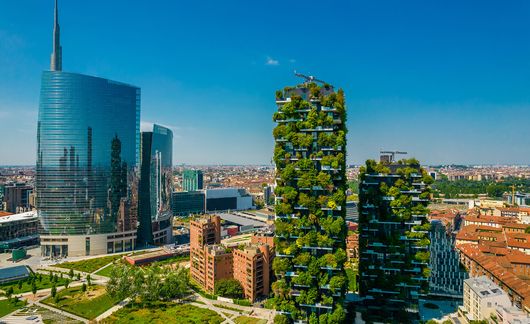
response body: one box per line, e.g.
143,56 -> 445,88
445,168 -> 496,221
189,215 -> 273,302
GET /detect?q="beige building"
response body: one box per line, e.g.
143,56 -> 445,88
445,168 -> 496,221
459,276 -> 512,323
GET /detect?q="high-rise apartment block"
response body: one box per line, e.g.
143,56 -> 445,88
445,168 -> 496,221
271,78 -> 347,322
358,155 -> 433,322
189,215 -> 273,302
138,124 -> 174,246
183,170 -> 203,191
37,1 -> 140,256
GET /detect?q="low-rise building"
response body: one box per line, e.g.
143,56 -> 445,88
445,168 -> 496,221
0,210 -> 39,251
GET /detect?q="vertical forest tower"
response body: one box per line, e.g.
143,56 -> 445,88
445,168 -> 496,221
272,75 -> 348,323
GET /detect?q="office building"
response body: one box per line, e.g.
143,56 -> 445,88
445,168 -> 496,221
0,211 -> 39,251
37,1 -> 140,257
182,170 -> 203,191
428,214 -> 468,298
271,78 -> 347,321
138,124 -> 173,246
171,191 -> 205,216
205,188 -> 253,212
263,185 -> 273,206
358,155 -> 432,322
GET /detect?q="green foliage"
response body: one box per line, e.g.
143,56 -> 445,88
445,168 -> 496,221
274,314 -> 290,324
102,302 -> 224,324
106,263 -> 189,305
215,279 -> 244,299
273,257 -> 292,273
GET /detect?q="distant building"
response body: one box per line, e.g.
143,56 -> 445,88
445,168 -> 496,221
263,185 -> 272,206
205,188 -> 253,212
3,183 -> 32,213
0,211 -> 39,251
171,191 -> 205,216
182,170 -> 203,192
138,124 -> 174,246
505,192 -> 530,207
345,201 -> 358,221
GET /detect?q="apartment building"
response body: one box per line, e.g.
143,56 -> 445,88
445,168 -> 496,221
233,245 -> 271,302
459,276 -> 512,323
189,215 -> 273,301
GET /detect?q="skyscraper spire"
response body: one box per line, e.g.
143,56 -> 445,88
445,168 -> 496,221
50,0 -> 62,71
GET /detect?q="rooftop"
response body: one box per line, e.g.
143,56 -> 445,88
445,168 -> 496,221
0,210 -> 38,224
465,276 -> 504,298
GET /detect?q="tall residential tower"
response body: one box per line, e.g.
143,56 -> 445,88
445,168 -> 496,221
271,76 -> 347,323
358,154 -> 433,322
37,1 -> 141,256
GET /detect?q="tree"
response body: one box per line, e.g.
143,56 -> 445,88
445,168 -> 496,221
215,279 -> 244,299
87,275 -> 91,286
31,282 -> 37,297
76,273 -> 81,281
81,283 -> 87,293
51,285 -> 57,298
6,286 -> 13,302
69,269 -> 74,279
274,314 -> 289,324
17,281 -> 22,290
64,279 -> 70,289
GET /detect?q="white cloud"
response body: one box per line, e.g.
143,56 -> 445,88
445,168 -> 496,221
266,56 -> 279,66
289,59 -> 296,63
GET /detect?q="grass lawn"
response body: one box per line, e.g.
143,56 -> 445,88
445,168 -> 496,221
55,255 -> 123,273
0,274 -> 69,294
234,316 -> 267,324
94,264 -> 116,277
41,285 -> 119,320
0,299 -> 27,317
101,302 -> 223,324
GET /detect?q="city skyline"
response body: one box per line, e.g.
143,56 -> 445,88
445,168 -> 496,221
1,0 -> 530,165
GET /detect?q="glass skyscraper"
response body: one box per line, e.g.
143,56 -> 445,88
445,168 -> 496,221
138,124 -> 173,246
182,170 -> 203,191
37,1 -> 140,256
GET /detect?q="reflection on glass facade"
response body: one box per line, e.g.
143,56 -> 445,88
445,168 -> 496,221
37,71 -> 140,236
138,124 -> 173,245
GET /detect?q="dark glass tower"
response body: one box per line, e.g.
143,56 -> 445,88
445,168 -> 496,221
271,76 -> 347,323
37,1 -> 140,256
138,124 -> 174,246
358,155 -> 432,322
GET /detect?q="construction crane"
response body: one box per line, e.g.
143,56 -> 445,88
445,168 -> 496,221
294,70 -> 330,86
380,150 -> 408,163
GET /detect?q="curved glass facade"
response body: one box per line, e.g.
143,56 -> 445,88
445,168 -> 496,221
37,71 -> 140,236
138,124 -> 173,245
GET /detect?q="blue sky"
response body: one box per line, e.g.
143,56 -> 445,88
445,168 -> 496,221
0,0 -> 529,165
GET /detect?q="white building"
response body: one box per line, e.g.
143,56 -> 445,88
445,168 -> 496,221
205,188 -> 253,212
459,276 -> 524,323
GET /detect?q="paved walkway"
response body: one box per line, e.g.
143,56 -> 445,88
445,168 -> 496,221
94,298 -> 130,322
191,293 -> 274,323
33,300 -> 88,323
